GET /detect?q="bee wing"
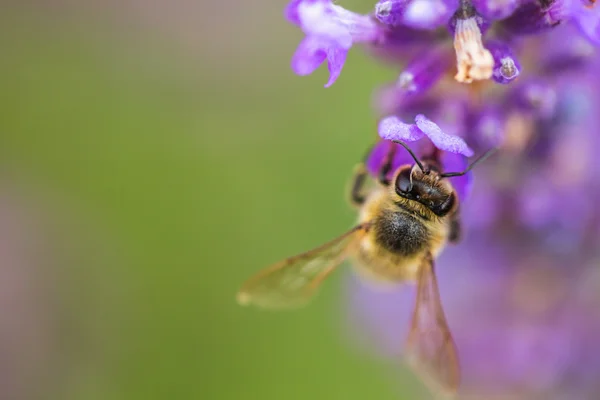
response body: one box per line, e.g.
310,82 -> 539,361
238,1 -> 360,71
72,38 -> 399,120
237,224 -> 369,310
405,254 -> 460,397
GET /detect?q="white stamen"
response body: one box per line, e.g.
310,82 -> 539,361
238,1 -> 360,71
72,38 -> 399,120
453,17 -> 494,83
500,56 -> 518,80
375,1 -> 392,16
397,72 -> 416,92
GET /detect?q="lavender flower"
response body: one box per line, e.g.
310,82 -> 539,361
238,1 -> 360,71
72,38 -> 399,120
285,0 -> 382,87
286,0 -> 600,147
281,0 -> 600,397
343,22 -> 600,400
379,114 -> 474,156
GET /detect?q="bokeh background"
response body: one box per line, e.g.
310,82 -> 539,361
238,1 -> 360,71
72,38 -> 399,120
0,1 -> 432,399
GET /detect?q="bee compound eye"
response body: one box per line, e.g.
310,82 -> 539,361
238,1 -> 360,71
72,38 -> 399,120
395,169 -> 412,194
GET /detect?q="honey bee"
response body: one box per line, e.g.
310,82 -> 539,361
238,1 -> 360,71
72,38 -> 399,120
237,140 -> 495,396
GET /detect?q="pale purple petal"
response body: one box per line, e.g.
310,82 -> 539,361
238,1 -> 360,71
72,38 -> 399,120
286,0 -> 333,25
501,0 -> 568,34
324,46 -> 348,87
402,0 -> 458,29
297,1 -> 352,48
378,116 -> 424,142
286,0 -> 382,86
471,0 -> 519,20
365,141 -> 393,178
414,114 -> 474,156
291,36 -> 327,76
291,36 -> 349,86
574,7 -> 600,45
284,0 -> 304,25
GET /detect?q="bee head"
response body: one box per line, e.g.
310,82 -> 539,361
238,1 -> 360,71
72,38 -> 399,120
389,140 -> 496,216
393,165 -> 456,217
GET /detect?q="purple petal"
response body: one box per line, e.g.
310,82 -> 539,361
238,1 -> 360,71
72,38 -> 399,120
573,7 -> 600,45
370,24 -> 438,51
324,46 -> 348,87
414,114 -> 474,156
378,116 -> 424,142
285,0 -> 331,25
487,40 -> 521,84
297,0 -> 353,48
471,0 -> 519,20
291,37 -> 349,87
402,0 -> 459,29
501,0 -> 568,35
289,0 -> 380,46
284,0 -> 304,25
286,0 -> 380,87
365,141 -> 394,178
291,36 -> 327,76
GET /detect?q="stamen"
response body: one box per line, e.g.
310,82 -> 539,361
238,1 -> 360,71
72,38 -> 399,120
397,72 -> 416,92
453,17 -> 494,83
500,57 -> 518,80
375,1 -> 392,17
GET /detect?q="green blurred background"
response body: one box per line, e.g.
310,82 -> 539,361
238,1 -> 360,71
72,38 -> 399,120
0,2 -> 424,399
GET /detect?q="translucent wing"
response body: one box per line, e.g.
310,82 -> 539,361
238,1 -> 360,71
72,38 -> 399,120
405,254 -> 460,397
237,224 -> 369,310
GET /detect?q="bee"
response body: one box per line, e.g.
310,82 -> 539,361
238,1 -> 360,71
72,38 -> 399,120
237,140 -> 495,396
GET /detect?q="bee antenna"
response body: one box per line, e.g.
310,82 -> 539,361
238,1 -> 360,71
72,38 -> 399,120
392,140 -> 428,174
440,147 -> 497,178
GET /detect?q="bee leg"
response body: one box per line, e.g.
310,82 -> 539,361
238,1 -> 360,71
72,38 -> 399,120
378,142 -> 398,186
350,141 -> 397,205
448,212 -> 462,243
378,160 -> 392,186
349,164 -> 368,206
